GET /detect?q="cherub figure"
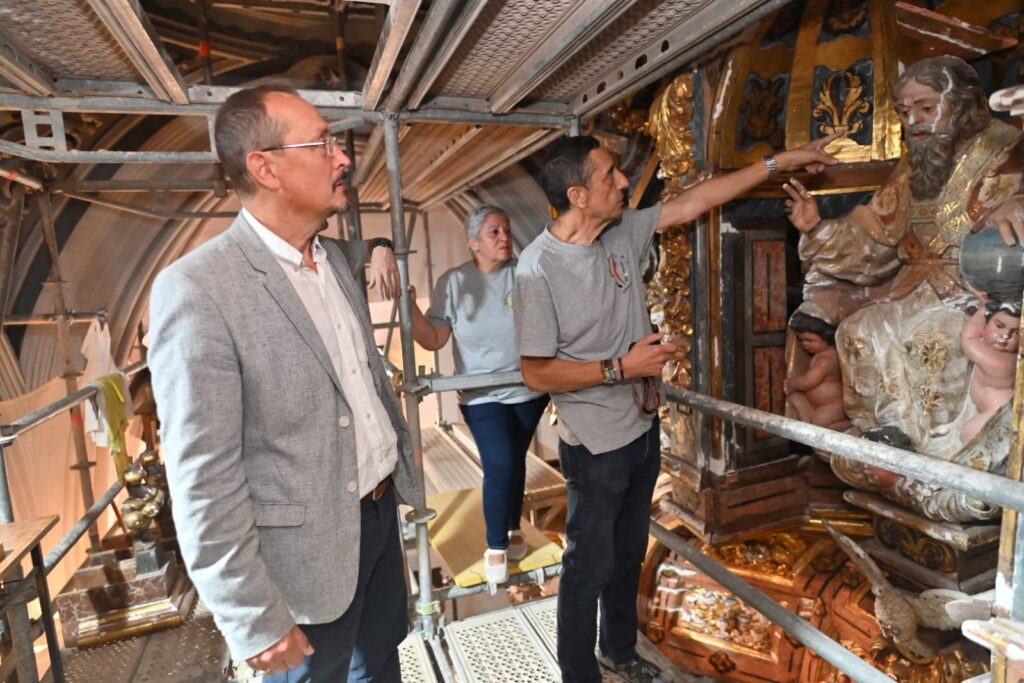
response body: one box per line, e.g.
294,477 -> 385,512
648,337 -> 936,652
960,299 -> 1021,445
784,312 -> 851,432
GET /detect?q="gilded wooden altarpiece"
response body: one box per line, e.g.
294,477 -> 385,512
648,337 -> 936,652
616,0 -> 1024,680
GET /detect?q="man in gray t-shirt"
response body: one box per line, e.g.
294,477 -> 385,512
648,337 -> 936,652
515,135 -> 837,683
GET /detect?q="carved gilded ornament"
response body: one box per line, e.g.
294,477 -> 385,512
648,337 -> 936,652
978,172 -> 1023,209
644,73 -> 697,390
825,0 -> 868,33
812,70 -> 872,138
876,519 -> 956,574
708,651 -> 737,674
740,75 -> 786,149
814,637 -> 987,682
666,586 -> 774,654
701,532 -> 809,577
605,97 -> 649,136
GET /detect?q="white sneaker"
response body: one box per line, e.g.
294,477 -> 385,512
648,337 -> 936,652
483,548 -> 508,584
507,530 -> 527,561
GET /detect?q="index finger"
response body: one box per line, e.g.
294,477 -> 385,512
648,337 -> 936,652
782,181 -> 807,202
817,129 -> 845,146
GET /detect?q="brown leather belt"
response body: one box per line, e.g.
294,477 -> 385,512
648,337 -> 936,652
361,477 -> 390,504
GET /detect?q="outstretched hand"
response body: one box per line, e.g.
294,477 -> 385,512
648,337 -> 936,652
782,178 -> 820,233
776,130 -> 844,175
622,333 -> 677,379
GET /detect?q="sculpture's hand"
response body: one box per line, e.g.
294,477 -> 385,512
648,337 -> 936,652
246,625 -> 314,675
983,196 -> 1024,246
368,244 -> 401,300
782,178 -> 821,233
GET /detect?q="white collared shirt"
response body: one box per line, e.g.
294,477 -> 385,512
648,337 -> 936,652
243,208 -> 398,498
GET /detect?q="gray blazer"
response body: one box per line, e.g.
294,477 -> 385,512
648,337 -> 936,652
148,214 -> 424,660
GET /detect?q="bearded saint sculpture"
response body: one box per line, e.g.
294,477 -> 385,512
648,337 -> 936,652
783,56 -> 1024,521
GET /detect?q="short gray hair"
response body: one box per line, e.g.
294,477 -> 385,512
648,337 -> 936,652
465,205 -> 508,240
214,82 -> 297,196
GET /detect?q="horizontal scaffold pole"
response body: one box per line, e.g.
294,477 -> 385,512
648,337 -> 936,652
665,386 -> 1024,514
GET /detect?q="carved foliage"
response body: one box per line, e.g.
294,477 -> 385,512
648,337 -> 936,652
738,73 -> 787,151
812,61 -> 874,146
875,519 -> 956,573
645,73 -> 697,390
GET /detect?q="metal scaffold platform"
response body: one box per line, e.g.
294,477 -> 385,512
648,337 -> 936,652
57,596 -> 702,683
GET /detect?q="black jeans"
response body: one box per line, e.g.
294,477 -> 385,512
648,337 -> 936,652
557,420 -> 661,682
460,395 -> 549,549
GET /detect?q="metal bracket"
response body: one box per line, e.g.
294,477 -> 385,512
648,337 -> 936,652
20,110 -> 67,151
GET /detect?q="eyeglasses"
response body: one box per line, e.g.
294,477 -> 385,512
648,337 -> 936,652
261,136 -> 342,158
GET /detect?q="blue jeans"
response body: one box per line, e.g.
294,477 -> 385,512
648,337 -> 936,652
557,420 -> 661,683
460,395 -> 549,549
263,485 -> 407,682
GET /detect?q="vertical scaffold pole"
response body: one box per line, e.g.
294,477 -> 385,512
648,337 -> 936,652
383,114 -> 437,636
421,210 -> 443,423
333,3 -> 366,287
196,0 -> 214,86
38,193 -> 101,553
992,293 -> 1024,682
0,184 -> 39,683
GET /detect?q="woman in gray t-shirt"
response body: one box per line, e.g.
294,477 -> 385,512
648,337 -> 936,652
411,205 -> 548,585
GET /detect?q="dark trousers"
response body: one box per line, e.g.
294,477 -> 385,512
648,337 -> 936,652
460,395 -> 549,549
556,421 -> 661,683
263,485 -> 407,682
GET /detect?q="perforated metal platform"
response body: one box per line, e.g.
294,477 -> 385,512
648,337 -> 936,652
398,632 -> 439,683
63,600 -> 229,683
445,606 -> 561,682
60,600 -> 439,683
518,597 -> 632,683
445,597 -> 703,683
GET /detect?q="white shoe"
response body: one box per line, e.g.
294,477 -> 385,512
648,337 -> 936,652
484,548 -> 508,584
507,530 -> 527,561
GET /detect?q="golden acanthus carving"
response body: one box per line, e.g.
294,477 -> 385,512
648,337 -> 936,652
813,70 -> 872,138
645,73 -> 697,390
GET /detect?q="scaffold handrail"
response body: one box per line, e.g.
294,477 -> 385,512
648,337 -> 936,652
412,370 -> 523,394
664,386 -> 1024,514
0,360 -> 147,445
648,520 -> 892,683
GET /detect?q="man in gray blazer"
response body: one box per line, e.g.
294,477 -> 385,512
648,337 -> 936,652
148,83 -> 424,681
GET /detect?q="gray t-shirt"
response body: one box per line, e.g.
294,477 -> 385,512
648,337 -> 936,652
514,206 -> 662,454
427,258 -> 545,406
